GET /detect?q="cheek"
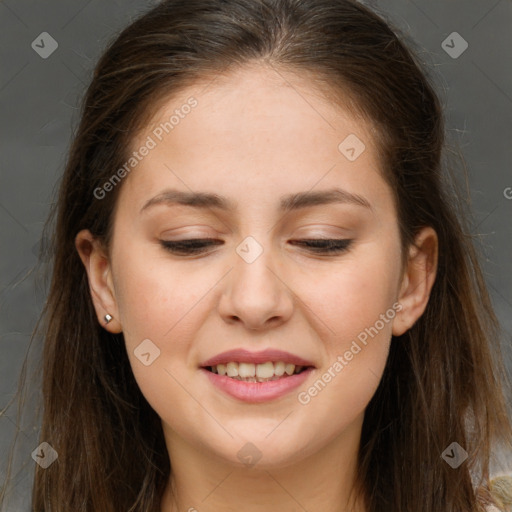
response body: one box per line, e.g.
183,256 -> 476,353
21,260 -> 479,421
294,241 -> 400,411
111,245 -> 212,394
113,244 -> 209,343
307,244 -> 400,344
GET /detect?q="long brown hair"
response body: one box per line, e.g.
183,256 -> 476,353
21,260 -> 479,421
2,0 -> 511,510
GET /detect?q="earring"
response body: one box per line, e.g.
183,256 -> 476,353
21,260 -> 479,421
104,314 -> 113,324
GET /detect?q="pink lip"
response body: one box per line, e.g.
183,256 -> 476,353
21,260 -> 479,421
200,348 -> 316,368
201,367 -> 315,403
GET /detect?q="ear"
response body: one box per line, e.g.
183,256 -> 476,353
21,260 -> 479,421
392,226 -> 438,336
74,229 -> 122,333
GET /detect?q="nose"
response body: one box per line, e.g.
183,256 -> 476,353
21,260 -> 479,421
217,240 -> 294,331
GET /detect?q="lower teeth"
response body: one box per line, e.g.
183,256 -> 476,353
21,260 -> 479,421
228,375 -> 289,382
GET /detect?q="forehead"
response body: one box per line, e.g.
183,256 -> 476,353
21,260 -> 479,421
119,64 -> 388,215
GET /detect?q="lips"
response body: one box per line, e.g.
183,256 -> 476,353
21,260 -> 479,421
200,366 -> 315,403
199,348 -> 316,368
199,349 -> 316,403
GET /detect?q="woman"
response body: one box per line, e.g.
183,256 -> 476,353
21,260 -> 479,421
3,0 -> 512,510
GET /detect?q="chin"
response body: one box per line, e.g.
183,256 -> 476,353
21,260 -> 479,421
206,436 -> 310,471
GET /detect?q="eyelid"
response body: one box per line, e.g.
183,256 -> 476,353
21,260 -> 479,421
160,225 -> 218,236
159,237 -> 353,256
290,223 -> 355,237
159,237 -> 222,247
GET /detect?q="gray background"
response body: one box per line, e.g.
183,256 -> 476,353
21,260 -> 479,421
1,0 -> 511,510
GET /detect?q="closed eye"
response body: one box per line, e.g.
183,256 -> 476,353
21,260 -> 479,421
159,238 -> 353,256
289,238 -> 352,253
160,238 -> 223,255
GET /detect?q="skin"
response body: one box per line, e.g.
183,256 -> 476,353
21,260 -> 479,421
76,63 -> 438,512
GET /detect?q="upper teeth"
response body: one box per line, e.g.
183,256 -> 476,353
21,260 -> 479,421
212,361 -> 303,378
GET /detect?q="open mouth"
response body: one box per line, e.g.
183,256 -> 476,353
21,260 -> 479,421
203,361 -> 313,383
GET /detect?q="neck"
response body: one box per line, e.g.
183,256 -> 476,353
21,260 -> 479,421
160,415 -> 366,512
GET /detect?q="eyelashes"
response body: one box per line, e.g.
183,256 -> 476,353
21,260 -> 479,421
159,238 -> 224,255
159,238 -> 353,256
289,238 -> 352,253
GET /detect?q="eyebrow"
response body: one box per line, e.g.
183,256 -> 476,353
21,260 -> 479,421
140,187 -> 372,214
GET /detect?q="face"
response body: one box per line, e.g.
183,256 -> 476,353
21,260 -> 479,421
76,63 -> 437,471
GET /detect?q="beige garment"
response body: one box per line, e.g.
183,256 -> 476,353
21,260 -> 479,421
484,476 -> 512,512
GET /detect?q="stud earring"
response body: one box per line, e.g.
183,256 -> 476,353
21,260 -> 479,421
104,314 -> 113,324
